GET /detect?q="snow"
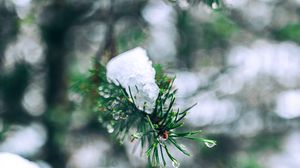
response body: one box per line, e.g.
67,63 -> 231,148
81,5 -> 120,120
185,92 -> 237,126
0,153 -> 39,168
267,132 -> 300,168
0,123 -> 47,156
106,47 -> 159,114
276,90 -> 300,119
228,40 -> 300,87
142,0 -> 177,64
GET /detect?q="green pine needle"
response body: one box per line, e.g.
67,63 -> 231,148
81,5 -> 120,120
73,62 -> 216,167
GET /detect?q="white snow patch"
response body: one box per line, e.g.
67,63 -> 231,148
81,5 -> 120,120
0,123 -> 47,156
228,40 -> 300,87
0,153 -> 39,168
186,92 -> 237,126
106,47 -> 159,114
276,90 -> 300,119
267,132 -> 300,168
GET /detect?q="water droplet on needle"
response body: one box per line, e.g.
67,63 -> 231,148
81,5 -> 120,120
107,125 -> 114,133
205,141 -> 216,148
113,113 -> 120,120
172,160 -> 180,168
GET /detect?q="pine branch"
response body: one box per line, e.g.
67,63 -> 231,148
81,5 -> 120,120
73,62 -> 216,167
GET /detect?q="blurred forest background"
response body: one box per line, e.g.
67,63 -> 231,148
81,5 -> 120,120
1,0 -> 300,167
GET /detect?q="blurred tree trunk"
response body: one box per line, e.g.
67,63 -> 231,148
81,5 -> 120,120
39,1 -> 90,167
